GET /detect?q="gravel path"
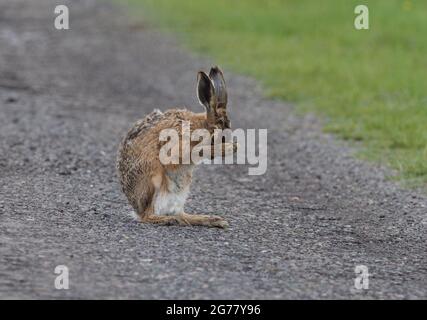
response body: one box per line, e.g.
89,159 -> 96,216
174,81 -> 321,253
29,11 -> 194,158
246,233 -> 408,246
0,0 -> 426,299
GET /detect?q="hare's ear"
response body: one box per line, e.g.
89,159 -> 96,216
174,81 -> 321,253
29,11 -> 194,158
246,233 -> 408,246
197,71 -> 217,112
209,66 -> 227,109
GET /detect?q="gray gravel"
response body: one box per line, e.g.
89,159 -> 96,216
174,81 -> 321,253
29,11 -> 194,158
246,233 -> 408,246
0,0 -> 426,299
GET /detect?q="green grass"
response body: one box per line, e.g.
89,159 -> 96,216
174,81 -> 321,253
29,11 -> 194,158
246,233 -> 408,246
123,0 -> 427,187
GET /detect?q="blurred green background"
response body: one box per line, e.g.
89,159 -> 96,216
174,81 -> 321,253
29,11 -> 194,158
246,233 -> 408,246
123,0 -> 427,187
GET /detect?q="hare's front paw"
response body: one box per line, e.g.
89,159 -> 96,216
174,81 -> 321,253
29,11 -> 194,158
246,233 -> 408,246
232,142 -> 239,153
224,142 -> 238,156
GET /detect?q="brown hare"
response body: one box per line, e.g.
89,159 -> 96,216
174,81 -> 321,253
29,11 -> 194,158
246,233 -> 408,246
117,67 -> 237,228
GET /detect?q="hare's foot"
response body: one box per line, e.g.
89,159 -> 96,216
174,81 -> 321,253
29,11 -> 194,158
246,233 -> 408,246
140,214 -> 182,226
139,213 -> 228,228
179,212 -> 229,229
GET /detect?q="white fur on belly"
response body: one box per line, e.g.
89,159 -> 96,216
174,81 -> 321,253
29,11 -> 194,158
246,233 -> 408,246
154,189 -> 189,215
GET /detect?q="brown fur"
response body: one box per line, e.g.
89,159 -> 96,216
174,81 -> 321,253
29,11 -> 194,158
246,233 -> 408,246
116,67 -> 236,228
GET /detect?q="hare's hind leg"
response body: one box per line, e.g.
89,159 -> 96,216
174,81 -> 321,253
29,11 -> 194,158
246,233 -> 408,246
137,172 -> 189,227
139,172 -> 228,228
140,213 -> 228,228
178,213 -> 229,228
140,214 -> 183,226
133,174 -> 178,226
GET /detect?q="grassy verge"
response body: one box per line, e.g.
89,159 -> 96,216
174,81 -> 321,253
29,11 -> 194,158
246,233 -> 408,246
123,0 -> 427,187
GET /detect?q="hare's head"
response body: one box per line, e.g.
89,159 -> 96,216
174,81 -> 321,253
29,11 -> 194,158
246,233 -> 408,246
197,66 -> 230,130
